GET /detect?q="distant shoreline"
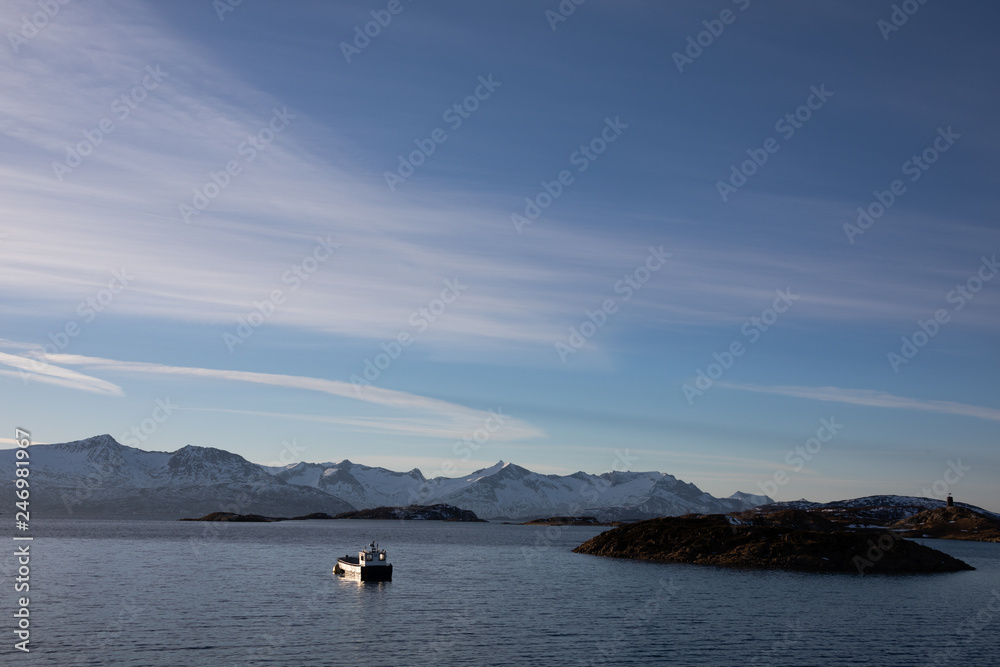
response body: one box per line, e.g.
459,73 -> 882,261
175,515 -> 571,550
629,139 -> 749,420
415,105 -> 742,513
179,504 -> 486,522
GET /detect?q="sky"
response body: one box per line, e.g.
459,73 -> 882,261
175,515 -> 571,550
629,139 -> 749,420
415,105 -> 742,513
1,0 -> 998,511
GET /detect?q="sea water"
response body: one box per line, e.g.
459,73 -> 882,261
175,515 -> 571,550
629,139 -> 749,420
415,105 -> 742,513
10,519 -> 1000,665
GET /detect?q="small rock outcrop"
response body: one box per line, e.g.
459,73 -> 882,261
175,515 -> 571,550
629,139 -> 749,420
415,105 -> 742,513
180,512 -> 284,522
332,504 -> 484,521
891,506 -> 1000,542
180,505 -> 483,522
521,516 -> 612,526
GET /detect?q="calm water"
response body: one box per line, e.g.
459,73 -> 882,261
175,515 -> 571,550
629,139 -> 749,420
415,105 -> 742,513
8,519 -> 999,666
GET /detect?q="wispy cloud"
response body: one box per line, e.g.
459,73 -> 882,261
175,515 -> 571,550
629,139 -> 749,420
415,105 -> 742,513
0,351 -> 124,396
180,406 -> 539,442
42,353 -> 546,441
2,2 -> 997,365
719,382 -> 1000,423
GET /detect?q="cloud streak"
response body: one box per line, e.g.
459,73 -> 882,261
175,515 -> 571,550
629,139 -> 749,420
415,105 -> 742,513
719,382 -> 1000,423
44,353 -> 546,441
2,2 -> 997,366
0,351 -> 124,396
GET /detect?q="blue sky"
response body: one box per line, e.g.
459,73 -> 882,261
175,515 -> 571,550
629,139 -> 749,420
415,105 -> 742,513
2,0 -> 998,510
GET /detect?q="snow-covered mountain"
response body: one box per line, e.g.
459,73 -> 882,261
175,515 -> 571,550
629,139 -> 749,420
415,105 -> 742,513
2,435 -> 774,520
263,458 -> 773,521
18,436 -> 997,523
266,459 -> 429,509
0,434 -> 355,517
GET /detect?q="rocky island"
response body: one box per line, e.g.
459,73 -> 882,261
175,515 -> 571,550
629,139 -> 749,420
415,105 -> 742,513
332,504 -> 485,521
573,510 -> 974,574
521,516 -> 616,526
180,504 -> 484,522
180,511 -> 333,522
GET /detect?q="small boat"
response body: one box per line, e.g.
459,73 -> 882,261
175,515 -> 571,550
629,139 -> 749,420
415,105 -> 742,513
334,541 -> 392,581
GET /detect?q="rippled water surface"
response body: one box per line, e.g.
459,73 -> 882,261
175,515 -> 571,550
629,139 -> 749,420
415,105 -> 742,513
13,519 -> 1000,665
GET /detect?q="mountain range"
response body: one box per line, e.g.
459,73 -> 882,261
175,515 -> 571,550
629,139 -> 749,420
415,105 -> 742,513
2,434 -> 772,520
8,435 -> 989,522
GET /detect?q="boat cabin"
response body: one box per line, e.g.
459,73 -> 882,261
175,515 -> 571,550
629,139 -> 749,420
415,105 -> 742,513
334,541 -> 392,581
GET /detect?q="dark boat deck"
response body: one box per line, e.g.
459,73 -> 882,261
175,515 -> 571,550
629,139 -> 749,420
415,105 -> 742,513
337,556 -> 360,565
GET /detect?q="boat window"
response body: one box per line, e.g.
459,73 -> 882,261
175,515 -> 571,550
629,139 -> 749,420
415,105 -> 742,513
365,552 -> 372,561
379,553 -> 385,561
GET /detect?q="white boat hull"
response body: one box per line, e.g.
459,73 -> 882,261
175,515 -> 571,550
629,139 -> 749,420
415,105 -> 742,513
334,558 -> 392,581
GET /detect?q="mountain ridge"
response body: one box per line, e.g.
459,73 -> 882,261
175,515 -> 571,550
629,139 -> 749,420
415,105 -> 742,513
2,434 -> 774,520
263,455 -> 775,521
7,435 -> 990,521
0,434 -> 354,517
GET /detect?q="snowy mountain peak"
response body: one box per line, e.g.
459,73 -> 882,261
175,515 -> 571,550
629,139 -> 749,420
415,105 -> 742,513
729,491 -> 774,506
267,455 -> 773,521
50,434 -> 155,471
0,436 -> 355,517
170,444 -> 244,465
55,433 -> 123,453
1,435 -> 778,521
166,444 -> 275,485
